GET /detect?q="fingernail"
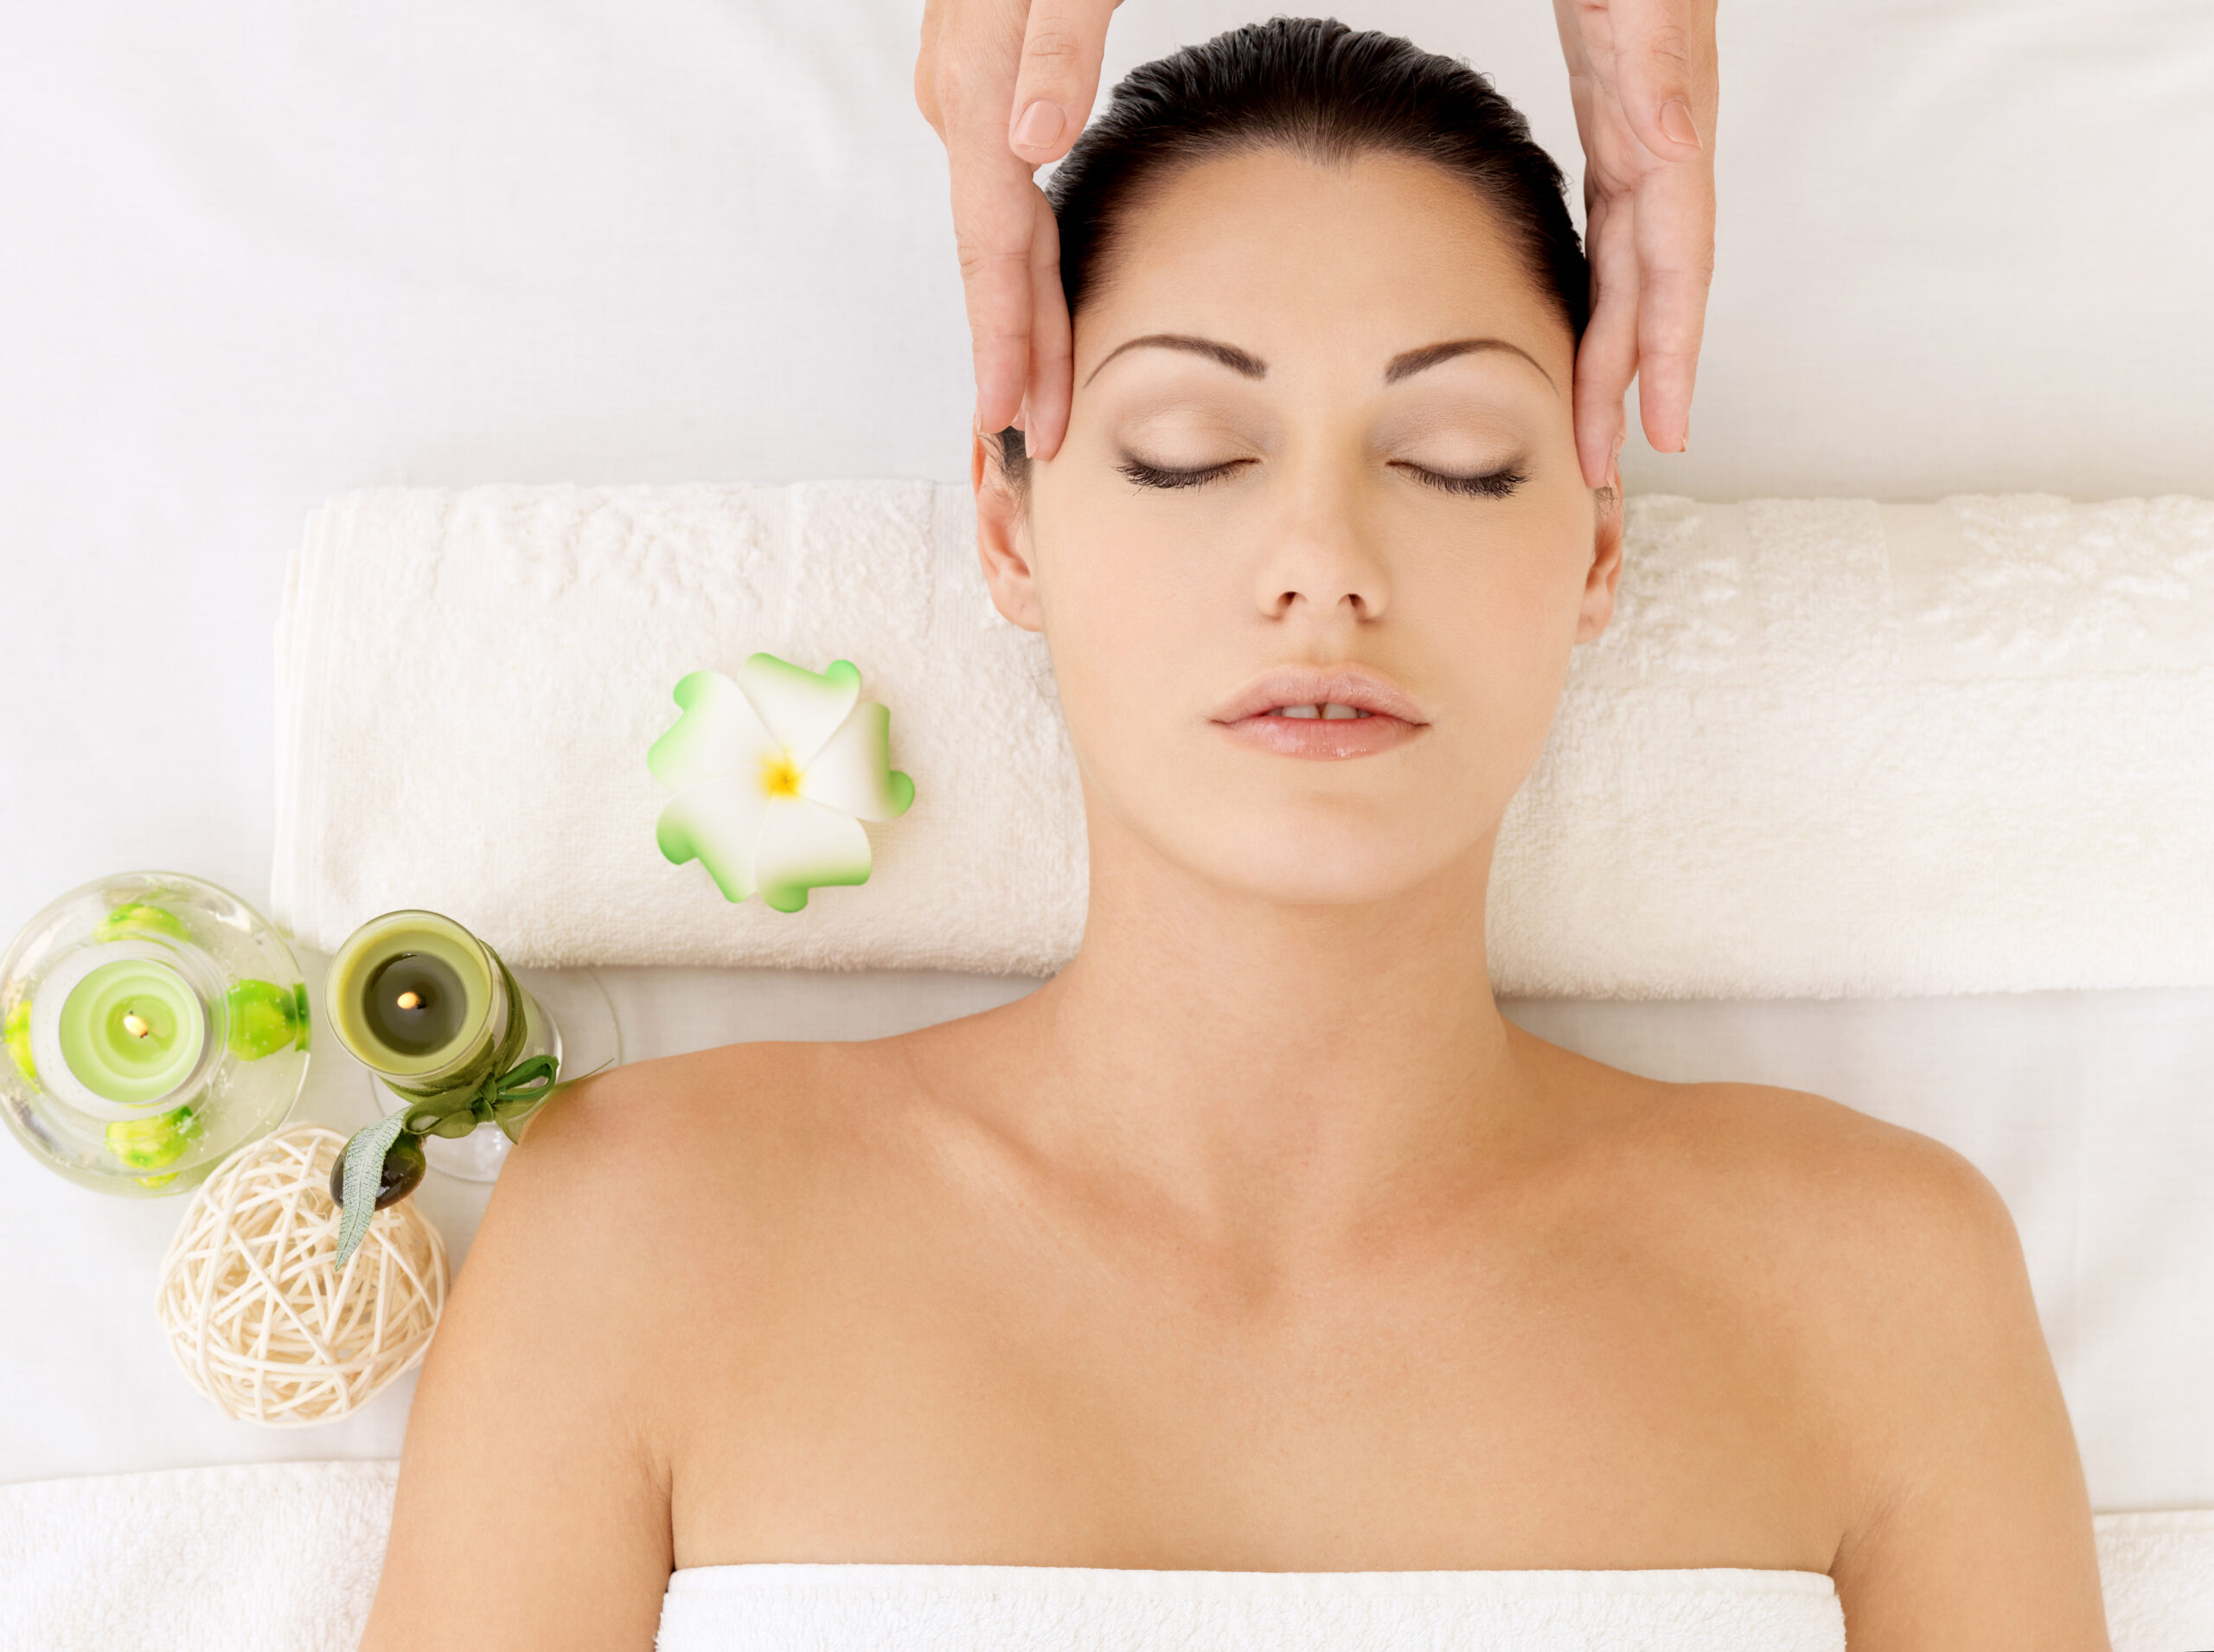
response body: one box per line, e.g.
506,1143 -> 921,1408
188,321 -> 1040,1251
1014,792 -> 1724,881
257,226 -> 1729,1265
1659,98 -> 1701,151
1680,424 -> 1691,453
1013,99 -> 1066,153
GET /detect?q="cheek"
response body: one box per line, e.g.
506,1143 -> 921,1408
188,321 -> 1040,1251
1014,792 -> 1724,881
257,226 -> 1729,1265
1027,477 -> 1216,767
1039,510 -> 1227,770
1392,503 -> 1591,761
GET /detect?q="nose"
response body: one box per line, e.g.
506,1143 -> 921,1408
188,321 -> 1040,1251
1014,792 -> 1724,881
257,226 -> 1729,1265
1252,483 -> 1391,624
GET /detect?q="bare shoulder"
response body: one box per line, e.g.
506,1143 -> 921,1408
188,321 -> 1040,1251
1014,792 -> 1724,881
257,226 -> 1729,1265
519,1036 -> 835,1187
1677,1081 -> 2111,1649
1655,1079 -> 2021,1268
359,1043 -> 832,1650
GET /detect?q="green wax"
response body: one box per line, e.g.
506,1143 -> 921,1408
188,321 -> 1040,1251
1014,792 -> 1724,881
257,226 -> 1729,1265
56,957 -> 207,1105
326,911 -> 496,1080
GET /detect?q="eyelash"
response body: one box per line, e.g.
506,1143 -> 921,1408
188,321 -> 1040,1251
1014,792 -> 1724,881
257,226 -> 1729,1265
1115,457 -> 1527,499
1117,458 -> 1250,490
1396,462 -> 1528,499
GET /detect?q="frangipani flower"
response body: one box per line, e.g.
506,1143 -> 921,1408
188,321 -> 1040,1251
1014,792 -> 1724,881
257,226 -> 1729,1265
648,654 -> 914,912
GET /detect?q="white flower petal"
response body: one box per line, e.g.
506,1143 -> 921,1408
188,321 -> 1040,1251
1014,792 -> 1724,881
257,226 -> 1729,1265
738,654 -> 861,767
647,669 -> 780,791
799,701 -> 914,822
653,771 -> 770,903
752,795 -> 873,912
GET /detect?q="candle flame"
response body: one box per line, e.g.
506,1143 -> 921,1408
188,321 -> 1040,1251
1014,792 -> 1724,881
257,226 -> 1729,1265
396,990 -> 422,1011
123,1012 -> 150,1039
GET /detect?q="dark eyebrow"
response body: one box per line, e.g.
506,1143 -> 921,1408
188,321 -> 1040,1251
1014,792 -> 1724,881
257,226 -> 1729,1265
1083,333 -> 1268,387
1385,337 -> 1558,395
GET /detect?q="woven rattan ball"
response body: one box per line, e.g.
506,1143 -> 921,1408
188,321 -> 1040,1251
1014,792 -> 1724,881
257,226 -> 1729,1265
154,1122 -> 449,1425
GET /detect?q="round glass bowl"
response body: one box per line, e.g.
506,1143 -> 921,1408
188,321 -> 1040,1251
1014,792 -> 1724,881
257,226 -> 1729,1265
0,871 -> 310,1196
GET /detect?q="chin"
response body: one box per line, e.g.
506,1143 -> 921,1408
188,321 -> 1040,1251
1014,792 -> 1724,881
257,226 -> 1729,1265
1164,810 -> 1460,908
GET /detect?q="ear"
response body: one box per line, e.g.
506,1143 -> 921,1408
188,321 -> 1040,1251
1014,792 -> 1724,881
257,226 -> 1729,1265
973,432 -> 1045,632
1573,452 -> 1625,645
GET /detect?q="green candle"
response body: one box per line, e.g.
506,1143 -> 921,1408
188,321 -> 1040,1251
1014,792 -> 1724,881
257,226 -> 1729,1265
326,911 -> 500,1085
55,955 -> 207,1105
2,871 -> 315,1200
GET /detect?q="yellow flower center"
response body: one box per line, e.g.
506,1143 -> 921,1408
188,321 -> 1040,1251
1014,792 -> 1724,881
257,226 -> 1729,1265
759,750 -> 803,800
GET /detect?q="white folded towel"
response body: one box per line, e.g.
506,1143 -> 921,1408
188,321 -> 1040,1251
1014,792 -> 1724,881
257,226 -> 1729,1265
0,1460 -> 396,1652
3,1461 -> 2209,1651
270,485 -> 2214,996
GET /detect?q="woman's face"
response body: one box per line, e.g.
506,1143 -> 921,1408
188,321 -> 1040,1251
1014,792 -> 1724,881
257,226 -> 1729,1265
975,144 -> 1622,906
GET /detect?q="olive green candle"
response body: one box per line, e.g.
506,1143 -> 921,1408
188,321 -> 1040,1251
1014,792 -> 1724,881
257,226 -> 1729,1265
325,911 -> 502,1089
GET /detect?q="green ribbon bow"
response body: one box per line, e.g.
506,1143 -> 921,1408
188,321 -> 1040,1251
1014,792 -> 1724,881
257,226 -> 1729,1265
399,1050 -> 563,1142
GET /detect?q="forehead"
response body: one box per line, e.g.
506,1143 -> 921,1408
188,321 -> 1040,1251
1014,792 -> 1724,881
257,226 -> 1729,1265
1072,145 -> 1567,387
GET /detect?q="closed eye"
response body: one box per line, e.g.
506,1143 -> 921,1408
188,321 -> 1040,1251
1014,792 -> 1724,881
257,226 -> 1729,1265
1117,456 -> 1254,491
1395,461 -> 1527,500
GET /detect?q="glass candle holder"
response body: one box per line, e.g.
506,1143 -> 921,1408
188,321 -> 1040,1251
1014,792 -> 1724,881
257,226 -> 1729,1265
323,910 -> 618,1183
0,873 -> 311,1195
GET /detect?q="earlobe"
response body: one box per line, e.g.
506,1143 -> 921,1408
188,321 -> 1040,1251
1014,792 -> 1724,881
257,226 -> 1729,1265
972,434 -> 1046,633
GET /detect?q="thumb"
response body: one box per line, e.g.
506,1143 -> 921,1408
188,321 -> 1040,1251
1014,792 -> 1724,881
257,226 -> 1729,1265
1603,0 -> 1712,162
1008,0 -> 1118,165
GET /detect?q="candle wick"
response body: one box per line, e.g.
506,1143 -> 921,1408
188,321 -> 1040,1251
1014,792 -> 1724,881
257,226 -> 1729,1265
123,1012 -> 151,1039
396,990 -> 423,1011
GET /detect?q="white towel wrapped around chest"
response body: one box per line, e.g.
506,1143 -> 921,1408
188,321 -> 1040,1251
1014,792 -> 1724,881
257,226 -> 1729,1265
270,484 -> 2214,996
654,1562 -> 1848,1652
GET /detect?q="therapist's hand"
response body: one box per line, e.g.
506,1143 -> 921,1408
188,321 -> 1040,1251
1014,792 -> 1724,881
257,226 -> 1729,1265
914,0 -> 1118,462
1552,0 -> 1718,481
915,0 -> 1717,482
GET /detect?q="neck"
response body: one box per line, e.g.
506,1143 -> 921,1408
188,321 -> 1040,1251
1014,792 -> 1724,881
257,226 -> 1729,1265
980,796 -> 1544,1240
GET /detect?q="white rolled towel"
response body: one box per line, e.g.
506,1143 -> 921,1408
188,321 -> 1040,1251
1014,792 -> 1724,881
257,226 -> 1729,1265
270,484 -> 2214,996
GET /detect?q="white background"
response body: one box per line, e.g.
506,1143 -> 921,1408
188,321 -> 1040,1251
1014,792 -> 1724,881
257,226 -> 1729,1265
1,0 -> 2211,1512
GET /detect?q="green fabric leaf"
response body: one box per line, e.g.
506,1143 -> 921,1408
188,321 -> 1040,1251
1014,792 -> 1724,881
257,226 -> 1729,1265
335,1110 -> 412,1271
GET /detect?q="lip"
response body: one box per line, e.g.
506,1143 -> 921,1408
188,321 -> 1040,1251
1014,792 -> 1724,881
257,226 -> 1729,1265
1210,663 -> 1430,760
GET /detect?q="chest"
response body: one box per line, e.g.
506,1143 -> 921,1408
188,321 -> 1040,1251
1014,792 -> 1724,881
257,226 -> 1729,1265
660,1178 -> 1850,1576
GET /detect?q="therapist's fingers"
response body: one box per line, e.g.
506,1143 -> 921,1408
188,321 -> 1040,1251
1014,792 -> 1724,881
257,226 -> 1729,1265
916,0 -> 1048,436
1020,184 -> 1075,459
1573,188 -> 1641,491
1597,0 -> 1712,166
951,142 -> 1046,439
1008,0 -> 1117,165
1552,0 -> 1717,466
1608,0 -> 1716,454
1627,141 -> 1714,458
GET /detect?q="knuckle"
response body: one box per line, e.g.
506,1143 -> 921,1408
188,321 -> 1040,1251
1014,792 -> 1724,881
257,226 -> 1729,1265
955,240 -> 1028,284
934,55 -> 1001,118
1643,22 -> 1693,73
1021,28 -> 1085,71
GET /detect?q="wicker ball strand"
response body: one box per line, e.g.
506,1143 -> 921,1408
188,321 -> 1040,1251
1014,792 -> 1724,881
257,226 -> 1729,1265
154,1123 -> 449,1425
